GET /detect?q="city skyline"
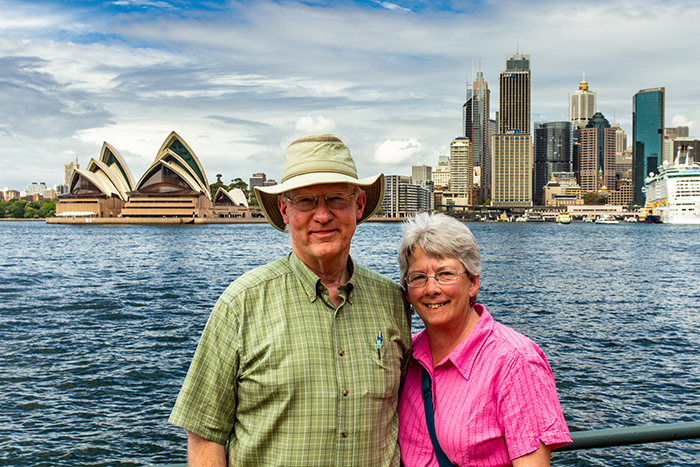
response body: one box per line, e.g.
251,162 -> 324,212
1,0 -> 698,190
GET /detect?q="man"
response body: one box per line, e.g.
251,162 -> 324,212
169,134 -> 412,466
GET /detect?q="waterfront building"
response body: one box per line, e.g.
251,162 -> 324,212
64,158 -> 79,186
664,126 -> 689,163
534,122 -> 572,205
499,54 -> 531,134
249,173 -> 266,190
25,182 -> 48,196
381,175 -> 431,217
432,155 -> 450,189
607,179 -> 634,206
449,137 -> 473,193
542,172 -> 583,206
212,188 -> 250,218
55,131 -> 250,219
120,132 -> 212,218
492,53 -> 532,207
492,133 -> 532,207
411,165 -> 434,210
612,124 -> 627,155
3,190 -> 20,201
579,112 -> 616,193
569,73 -> 596,128
56,142 -> 134,218
632,87 -> 665,205
463,67 -> 492,199
616,150 -> 633,188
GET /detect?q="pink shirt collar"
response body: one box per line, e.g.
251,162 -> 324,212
411,304 -> 494,381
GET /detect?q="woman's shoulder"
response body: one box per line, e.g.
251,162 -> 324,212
486,318 -> 548,364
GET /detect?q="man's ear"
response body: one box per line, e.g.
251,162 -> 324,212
355,189 -> 367,221
278,195 -> 290,225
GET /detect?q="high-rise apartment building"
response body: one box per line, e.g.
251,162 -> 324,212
64,157 -> 79,186
381,175 -> 431,217
492,53 -> 532,207
533,122 -> 572,204
432,156 -> 451,189
492,134 -> 532,206
581,112 -> 617,192
449,137 -> 473,193
463,68 -> 491,199
569,73 -> 596,128
632,87 -> 665,205
612,124 -> 627,155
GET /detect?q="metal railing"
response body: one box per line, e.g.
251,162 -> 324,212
555,421 -> 700,452
162,421 -> 700,465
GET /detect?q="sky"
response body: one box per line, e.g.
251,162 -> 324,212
1,0 -> 699,190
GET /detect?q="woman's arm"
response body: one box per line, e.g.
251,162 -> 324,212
511,441 -> 551,467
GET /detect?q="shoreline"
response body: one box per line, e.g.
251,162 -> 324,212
44,216 -> 407,225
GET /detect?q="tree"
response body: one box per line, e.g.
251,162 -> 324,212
229,178 -> 249,197
583,192 -> 600,205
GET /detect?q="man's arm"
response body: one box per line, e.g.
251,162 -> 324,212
187,431 -> 226,467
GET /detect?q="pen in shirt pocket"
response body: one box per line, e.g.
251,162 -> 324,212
377,330 -> 383,360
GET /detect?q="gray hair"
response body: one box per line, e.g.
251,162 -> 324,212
398,213 -> 481,288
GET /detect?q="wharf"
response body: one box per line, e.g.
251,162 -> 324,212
45,216 -> 406,225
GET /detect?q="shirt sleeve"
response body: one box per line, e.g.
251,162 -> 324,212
496,343 -> 571,460
168,290 -> 241,445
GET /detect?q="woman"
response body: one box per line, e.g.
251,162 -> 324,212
397,213 -> 570,467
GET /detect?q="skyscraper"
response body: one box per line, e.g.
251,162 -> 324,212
569,72 -> 596,128
579,112 -> 616,193
463,67 -> 491,199
449,137 -> 473,193
492,53 -> 532,207
533,122 -> 572,204
632,87 -> 665,205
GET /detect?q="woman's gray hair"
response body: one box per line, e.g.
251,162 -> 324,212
398,213 -> 481,288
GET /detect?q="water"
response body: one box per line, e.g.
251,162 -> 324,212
1,220 -> 699,466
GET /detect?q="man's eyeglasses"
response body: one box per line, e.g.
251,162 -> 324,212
406,270 -> 467,288
283,191 -> 357,211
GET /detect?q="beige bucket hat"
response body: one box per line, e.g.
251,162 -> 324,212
255,134 -> 385,232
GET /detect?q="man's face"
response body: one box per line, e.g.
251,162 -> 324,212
278,183 -> 367,267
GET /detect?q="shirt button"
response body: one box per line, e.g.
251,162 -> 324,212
338,350 -> 344,356
342,431 -> 348,438
342,389 -> 348,396
310,295 -> 316,301
348,297 -> 353,304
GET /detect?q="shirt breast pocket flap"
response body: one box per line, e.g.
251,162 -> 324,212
364,341 -> 401,400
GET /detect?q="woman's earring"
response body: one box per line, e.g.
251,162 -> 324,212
469,296 -> 476,307
409,304 -> 415,315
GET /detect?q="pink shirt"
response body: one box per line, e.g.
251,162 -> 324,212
398,305 -> 571,467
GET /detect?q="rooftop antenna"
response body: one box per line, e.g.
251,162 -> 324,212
517,39 -> 519,54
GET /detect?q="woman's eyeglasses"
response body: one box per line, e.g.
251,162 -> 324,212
406,270 -> 466,288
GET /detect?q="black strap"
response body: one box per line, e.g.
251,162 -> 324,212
421,366 -> 455,466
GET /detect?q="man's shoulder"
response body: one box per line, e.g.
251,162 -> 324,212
353,263 -> 403,292
220,255 -> 292,300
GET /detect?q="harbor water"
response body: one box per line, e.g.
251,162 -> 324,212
0,220 -> 699,466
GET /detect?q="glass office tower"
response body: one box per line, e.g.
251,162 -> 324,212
632,88 -> 665,205
534,122 -> 573,204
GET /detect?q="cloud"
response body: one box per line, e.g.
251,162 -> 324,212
376,2 -> 411,12
671,115 -> 697,131
295,116 -> 337,134
373,138 -> 426,165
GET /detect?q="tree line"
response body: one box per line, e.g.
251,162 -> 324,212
0,199 -> 57,218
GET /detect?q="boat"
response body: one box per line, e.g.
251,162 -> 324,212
595,215 -> 619,224
624,216 -> 638,223
556,212 -> 571,224
643,144 -> 700,224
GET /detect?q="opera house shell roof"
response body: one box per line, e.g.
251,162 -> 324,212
55,131 -> 251,221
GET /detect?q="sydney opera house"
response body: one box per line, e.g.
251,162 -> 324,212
51,132 -> 252,223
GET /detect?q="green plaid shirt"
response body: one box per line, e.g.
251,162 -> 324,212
169,252 -> 412,466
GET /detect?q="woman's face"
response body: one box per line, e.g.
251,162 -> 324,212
405,246 -> 479,332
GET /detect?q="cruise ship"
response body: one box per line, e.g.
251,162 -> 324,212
644,144 -> 700,224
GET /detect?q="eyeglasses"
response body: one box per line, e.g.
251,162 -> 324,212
283,191 -> 357,211
406,270 -> 467,288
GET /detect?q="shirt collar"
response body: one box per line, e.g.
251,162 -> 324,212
288,252 -> 356,303
411,304 -> 494,381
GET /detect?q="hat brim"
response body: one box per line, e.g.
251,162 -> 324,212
255,172 -> 385,232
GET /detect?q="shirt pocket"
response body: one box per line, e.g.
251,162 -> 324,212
363,340 -> 402,400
